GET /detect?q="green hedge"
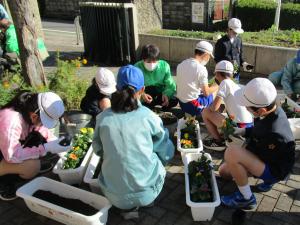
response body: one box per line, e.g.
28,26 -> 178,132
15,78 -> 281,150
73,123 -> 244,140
236,0 -> 300,31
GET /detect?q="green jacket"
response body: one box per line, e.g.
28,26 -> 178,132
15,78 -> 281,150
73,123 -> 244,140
134,60 -> 176,98
4,25 -> 48,60
5,25 -> 19,54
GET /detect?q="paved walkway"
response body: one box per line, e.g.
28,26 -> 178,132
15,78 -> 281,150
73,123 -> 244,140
1,26 -> 300,225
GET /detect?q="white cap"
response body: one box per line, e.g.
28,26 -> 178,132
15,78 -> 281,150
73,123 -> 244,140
234,78 -> 277,108
215,60 -> 234,74
195,41 -> 214,58
38,92 -> 64,129
228,18 -> 244,34
95,68 -> 117,95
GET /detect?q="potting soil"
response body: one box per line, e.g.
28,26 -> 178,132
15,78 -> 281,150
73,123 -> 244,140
33,190 -> 98,216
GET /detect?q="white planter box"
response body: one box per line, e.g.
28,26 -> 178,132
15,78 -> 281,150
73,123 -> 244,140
277,94 -> 300,140
183,153 -> 220,221
177,118 -> 203,154
84,152 -> 102,194
16,177 -> 111,225
53,144 -> 93,185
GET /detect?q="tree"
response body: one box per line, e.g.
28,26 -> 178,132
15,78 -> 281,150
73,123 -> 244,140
7,0 -> 47,88
274,0 -> 282,31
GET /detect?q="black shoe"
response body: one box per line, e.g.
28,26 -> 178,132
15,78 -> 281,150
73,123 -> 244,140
120,207 -> 139,220
0,185 -> 18,201
203,138 -> 226,151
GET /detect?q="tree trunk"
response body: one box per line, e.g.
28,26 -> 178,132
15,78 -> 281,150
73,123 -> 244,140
7,0 -> 47,88
29,0 -> 44,39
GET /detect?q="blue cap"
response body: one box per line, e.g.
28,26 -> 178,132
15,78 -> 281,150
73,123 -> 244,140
297,50 -> 300,64
117,65 -> 144,92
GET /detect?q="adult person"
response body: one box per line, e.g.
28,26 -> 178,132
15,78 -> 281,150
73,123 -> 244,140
134,44 -> 177,110
0,91 -> 70,200
269,50 -> 300,101
214,18 -> 253,81
202,60 -> 253,151
176,41 -> 218,116
93,65 -> 174,219
80,68 -> 116,126
219,78 -> 295,209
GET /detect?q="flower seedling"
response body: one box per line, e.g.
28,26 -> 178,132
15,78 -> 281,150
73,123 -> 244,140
180,117 -> 198,149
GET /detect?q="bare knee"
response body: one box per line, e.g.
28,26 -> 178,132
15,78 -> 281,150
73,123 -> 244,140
218,163 -> 232,180
201,108 -> 210,120
19,160 -> 40,179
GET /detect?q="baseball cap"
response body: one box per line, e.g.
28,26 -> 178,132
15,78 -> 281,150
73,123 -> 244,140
195,41 -> 214,58
38,92 -> 65,129
95,68 -> 116,95
117,65 -> 144,92
297,50 -> 300,64
234,78 -> 277,108
228,18 -> 244,34
215,60 -> 234,74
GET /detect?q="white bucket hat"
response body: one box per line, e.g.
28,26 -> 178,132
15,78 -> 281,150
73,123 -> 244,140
215,60 -> 234,74
195,41 -> 214,58
38,92 -> 65,129
228,18 -> 244,34
95,68 -> 117,95
234,78 -> 277,108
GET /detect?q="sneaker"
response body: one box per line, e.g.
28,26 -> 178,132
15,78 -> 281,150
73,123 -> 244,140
203,138 -> 226,151
120,207 -> 139,220
254,182 -> 274,192
0,183 -> 18,201
39,161 -> 54,174
221,191 -> 257,209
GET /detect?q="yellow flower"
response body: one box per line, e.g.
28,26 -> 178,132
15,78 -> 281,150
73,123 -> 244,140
73,146 -> 80,151
82,59 -> 88,65
196,172 -> 202,177
87,128 -> 94,133
69,153 -> 78,160
80,128 -> 87,134
2,81 -> 10,89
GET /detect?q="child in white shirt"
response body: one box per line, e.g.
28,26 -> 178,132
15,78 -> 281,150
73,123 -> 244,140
202,60 -> 253,151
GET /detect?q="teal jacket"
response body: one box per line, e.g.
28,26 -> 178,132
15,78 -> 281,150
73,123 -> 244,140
280,58 -> 300,95
134,60 -> 176,98
92,103 -> 174,209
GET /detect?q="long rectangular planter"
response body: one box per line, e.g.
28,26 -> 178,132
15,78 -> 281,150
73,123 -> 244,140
276,94 -> 300,140
53,144 -> 93,185
84,152 -> 102,194
16,177 -> 111,225
177,118 -> 203,155
183,153 -> 220,221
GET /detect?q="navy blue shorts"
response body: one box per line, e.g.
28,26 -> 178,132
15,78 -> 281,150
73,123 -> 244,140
258,164 -> 278,184
179,94 -> 213,116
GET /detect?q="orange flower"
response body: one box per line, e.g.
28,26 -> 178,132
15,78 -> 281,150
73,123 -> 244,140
69,153 -> 78,160
75,62 -> 81,68
229,115 -> 235,120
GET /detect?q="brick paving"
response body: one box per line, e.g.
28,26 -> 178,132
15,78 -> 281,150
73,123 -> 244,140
1,26 -> 300,225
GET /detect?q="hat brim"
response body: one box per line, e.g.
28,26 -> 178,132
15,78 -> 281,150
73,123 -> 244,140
98,85 -> 117,95
234,87 -> 255,107
232,28 -> 244,34
38,94 -> 58,129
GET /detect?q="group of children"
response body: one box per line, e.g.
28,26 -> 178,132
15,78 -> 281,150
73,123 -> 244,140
0,17 -> 296,218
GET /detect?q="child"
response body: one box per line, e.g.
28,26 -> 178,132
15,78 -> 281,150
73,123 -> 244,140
80,67 -> 116,119
219,78 -> 295,209
176,41 -> 218,116
134,44 -> 177,110
93,65 -> 174,218
202,60 -> 253,151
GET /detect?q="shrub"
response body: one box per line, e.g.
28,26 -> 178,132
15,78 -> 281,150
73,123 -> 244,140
48,53 -> 89,110
235,0 -> 300,31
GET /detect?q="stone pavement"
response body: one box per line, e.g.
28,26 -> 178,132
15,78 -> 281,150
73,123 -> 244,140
1,25 -> 300,225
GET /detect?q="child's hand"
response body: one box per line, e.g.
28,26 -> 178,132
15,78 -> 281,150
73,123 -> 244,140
143,93 -> 153,104
162,95 -> 169,107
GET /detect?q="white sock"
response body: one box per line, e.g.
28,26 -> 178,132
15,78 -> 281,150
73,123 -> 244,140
238,184 -> 252,200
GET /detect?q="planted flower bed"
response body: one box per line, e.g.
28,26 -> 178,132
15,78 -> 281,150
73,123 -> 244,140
53,128 -> 94,185
183,153 -> 220,221
177,117 -> 202,154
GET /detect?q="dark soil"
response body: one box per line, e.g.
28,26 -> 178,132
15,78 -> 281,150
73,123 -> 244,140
33,190 -> 98,216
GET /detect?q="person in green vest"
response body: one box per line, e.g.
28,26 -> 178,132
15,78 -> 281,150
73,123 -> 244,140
0,18 -> 48,67
134,44 -> 178,110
